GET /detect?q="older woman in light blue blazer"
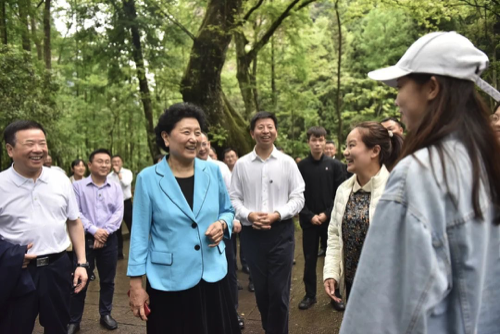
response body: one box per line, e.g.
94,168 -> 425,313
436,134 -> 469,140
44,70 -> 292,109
127,103 -> 240,334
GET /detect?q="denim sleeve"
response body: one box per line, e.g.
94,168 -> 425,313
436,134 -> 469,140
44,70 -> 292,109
339,198 -> 450,334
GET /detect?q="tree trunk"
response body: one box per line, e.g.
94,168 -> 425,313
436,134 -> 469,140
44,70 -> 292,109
30,10 -> 43,60
334,0 -> 343,158
122,0 -> 160,162
43,0 -> 51,69
181,0 -> 252,155
235,31 -> 257,117
251,57 -> 259,111
19,0 -> 31,52
271,35 -> 277,108
0,0 -> 7,45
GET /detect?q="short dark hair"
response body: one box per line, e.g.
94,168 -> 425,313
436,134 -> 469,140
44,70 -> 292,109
223,148 -> 238,157
381,117 -> 404,129
250,111 -> 278,131
326,140 -> 336,146
210,147 -> 217,154
71,159 -> 85,169
89,148 -> 112,163
4,120 -> 46,146
155,103 -> 206,152
306,126 -> 327,140
112,155 -> 122,161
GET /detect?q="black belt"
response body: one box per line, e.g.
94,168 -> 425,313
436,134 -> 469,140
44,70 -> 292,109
29,251 -> 66,268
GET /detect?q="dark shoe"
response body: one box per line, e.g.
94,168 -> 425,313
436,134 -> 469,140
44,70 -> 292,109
90,273 -> 95,281
298,296 -> 317,310
293,258 -> 296,265
248,281 -> 255,292
67,323 -> 80,334
237,281 -> 243,290
318,249 -> 326,257
242,265 -> 250,274
100,315 -> 118,330
330,298 -> 345,312
237,315 -> 245,329
117,253 -> 124,260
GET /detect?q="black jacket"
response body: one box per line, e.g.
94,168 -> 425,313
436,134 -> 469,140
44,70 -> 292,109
298,154 -> 346,228
0,240 -> 35,314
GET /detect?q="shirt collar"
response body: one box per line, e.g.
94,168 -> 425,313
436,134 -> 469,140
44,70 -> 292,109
352,167 -> 384,193
250,145 -> 279,162
84,175 -> 111,188
10,165 -> 48,186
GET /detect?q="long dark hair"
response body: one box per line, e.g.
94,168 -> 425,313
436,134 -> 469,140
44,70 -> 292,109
355,121 -> 404,171
399,74 -> 500,221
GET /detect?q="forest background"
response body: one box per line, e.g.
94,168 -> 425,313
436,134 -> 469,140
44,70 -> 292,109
1,0 -> 499,174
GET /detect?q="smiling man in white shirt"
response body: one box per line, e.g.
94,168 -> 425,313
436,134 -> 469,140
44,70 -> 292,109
0,120 -> 87,334
230,111 -> 305,334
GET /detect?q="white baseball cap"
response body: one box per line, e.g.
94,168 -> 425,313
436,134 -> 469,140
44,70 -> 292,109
367,32 -> 500,101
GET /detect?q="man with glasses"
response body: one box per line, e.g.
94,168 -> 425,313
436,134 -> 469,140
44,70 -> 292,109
68,149 -> 124,333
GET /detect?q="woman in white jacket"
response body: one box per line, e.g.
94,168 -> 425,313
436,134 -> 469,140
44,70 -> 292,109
323,121 -> 403,304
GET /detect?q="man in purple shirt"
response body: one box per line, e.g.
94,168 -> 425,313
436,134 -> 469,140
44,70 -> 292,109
68,149 -> 124,334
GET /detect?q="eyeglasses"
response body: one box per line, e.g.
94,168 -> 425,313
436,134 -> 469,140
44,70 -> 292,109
491,113 -> 500,123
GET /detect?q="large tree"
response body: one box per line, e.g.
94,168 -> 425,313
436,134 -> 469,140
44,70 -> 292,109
180,0 -> 252,153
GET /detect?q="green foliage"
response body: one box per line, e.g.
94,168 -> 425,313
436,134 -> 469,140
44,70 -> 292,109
0,45 -> 60,168
1,0 -> 498,170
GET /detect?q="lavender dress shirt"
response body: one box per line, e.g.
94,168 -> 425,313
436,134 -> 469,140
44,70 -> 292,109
72,176 -> 124,235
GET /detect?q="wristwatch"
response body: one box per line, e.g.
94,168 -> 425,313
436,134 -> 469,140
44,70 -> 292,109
76,262 -> 90,269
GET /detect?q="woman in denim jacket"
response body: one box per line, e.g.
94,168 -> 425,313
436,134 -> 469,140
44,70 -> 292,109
340,32 -> 500,334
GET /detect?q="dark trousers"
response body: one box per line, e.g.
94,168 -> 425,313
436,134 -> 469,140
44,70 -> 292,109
319,222 -> 328,251
70,233 -> 118,324
0,252 -> 72,334
302,225 -> 325,298
241,220 -> 294,334
116,198 -> 132,256
225,235 -> 238,310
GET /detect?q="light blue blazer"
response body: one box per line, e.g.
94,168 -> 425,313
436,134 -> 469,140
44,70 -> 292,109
127,157 -> 234,292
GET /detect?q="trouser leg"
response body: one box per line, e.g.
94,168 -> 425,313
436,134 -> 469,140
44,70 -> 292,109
302,226 -> 320,298
95,233 -> 118,316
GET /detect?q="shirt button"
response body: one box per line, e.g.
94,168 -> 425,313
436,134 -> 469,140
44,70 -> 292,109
192,223 -> 197,229
194,245 -> 201,251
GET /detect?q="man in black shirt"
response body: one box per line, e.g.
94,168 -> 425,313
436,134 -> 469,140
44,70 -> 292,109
297,126 -> 346,310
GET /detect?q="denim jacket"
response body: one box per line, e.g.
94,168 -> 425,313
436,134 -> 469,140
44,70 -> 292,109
340,136 -> 499,334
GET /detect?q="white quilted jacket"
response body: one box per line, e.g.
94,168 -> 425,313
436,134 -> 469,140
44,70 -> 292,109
323,165 -> 390,301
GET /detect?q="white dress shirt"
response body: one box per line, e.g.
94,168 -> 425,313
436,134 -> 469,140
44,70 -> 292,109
229,146 -> 305,226
207,156 -> 232,189
108,167 -> 133,200
0,166 -> 79,255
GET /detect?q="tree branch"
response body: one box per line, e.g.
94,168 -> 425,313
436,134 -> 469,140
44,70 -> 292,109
243,0 -> 265,22
246,0 -> 315,61
147,0 -> 195,40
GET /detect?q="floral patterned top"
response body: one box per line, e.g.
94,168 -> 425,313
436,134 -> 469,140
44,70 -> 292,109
342,189 -> 371,285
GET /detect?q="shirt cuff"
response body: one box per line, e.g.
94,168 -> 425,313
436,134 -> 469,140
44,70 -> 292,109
87,225 -> 98,235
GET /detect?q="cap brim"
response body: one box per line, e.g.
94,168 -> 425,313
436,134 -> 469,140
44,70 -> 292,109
368,66 -> 411,87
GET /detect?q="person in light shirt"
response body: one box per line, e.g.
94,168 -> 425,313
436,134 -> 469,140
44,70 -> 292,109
68,149 -> 124,333
0,120 -> 87,334
108,154 -> 134,260
197,134 -> 244,330
230,111 -> 305,334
